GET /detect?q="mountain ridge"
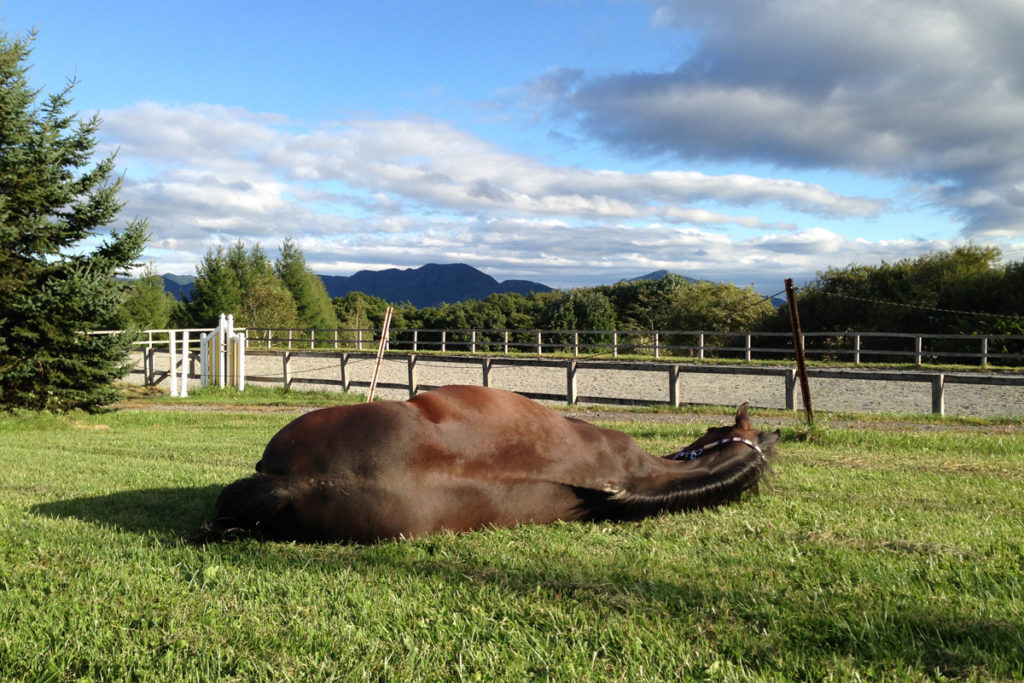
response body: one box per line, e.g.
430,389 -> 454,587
159,263 -> 724,307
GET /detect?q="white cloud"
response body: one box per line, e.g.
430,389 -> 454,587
551,0 -> 1024,238
102,101 -> 912,291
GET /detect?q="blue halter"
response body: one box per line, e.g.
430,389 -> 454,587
669,436 -> 763,462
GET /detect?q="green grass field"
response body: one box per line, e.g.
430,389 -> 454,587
1,393 -> 1021,681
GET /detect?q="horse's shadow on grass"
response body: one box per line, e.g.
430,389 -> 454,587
31,485 -> 222,541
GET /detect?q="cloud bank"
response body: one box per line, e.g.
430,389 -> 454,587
98,0 -> 1024,292
556,0 -> 1024,239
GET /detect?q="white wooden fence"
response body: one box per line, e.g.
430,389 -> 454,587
120,340 -> 1024,416
242,327 -> 1024,366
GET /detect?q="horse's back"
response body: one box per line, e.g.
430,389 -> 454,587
257,385 -> 612,479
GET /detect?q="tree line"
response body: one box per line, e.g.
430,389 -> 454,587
122,243 -> 1024,345
120,249 -> 776,339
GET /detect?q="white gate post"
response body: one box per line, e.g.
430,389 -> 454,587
234,332 -> 246,390
169,329 -> 178,397
180,330 -> 189,397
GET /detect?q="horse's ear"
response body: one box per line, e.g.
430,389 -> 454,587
758,429 -> 781,450
734,402 -> 751,429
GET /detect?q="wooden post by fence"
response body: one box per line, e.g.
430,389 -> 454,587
785,368 -> 797,411
407,354 -> 418,399
669,365 -> 681,407
367,306 -> 394,402
566,360 -> 578,404
786,278 -> 814,425
340,352 -> 350,392
481,357 -> 492,387
932,374 -> 945,415
282,352 -> 292,389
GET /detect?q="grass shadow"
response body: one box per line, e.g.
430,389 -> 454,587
31,485 -> 222,541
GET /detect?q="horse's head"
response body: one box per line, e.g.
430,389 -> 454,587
670,403 -> 780,461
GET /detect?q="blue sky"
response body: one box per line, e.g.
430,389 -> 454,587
5,0 -> 1024,293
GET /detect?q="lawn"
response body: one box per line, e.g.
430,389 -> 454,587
1,397 -> 1021,681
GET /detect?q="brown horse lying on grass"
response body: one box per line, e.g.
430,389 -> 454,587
198,385 -> 779,543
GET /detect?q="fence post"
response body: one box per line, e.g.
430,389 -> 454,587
573,331 -> 579,357
413,330 -> 419,352
234,332 -> 246,391
503,330 -> 509,356
915,336 -> 923,365
334,329 -> 339,350
853,334 -> 861,364
168,330 -> 178,396
482,357 -> 492,387
441,330 -> 447,353
698,333 -> 705,360
180,331 -> 189,397
785,368 -> 797,411
931,373 -> 945,415
407,354 -> 418,398
309,329 -> 314,350
669,365 -> 681,407
340,352 -> 350,392
654,332 -> 660,359
471,329 -> 477,353
745,334 -> 752,362
536,331 -> 542,355
282,352 -> 291,389
613,331 -> 618,358
981,337 -> 988,366
566,360 -> 578,404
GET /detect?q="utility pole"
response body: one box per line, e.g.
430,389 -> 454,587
785,278 -> 814,426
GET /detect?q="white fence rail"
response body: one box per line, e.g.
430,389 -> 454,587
241,327 -> 1024,366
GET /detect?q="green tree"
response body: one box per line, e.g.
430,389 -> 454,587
226,241 -> 298,330
664,281 -> 774,331
275,238 -> 339,333
540,289 -> 617,351
0,30 -> 148,411
118,264 -> 178,330
597,274 -> 692,330
775,246 -> 1014,334
333,291 -> 393,330
181,245 -> 242,327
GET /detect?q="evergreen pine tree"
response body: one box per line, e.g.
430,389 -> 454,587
275,238 -> 339,332
118,264 -> 178,330
181,245 -> 242,327
0,30 -> 148,412
228,241 -> 298,329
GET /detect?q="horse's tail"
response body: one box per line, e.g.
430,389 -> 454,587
193,474 -> 298,543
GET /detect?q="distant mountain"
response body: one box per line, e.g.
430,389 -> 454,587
629,270 -> 699,283
319,263 -> 553,307
155,265 -> 787,307
162,274 -> 195,301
